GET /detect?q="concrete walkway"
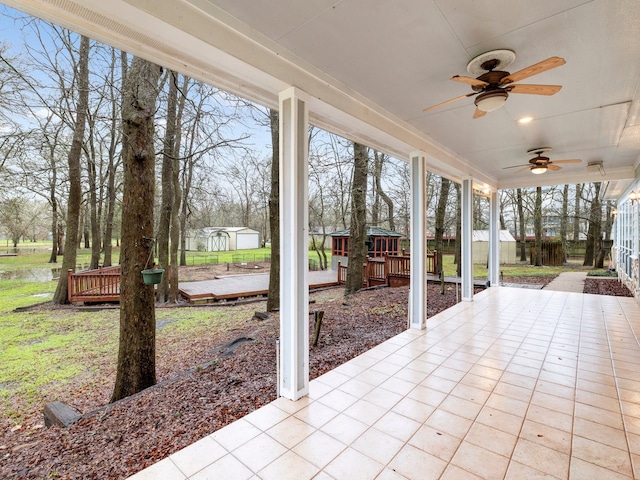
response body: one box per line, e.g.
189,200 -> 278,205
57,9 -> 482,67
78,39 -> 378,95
542,271 -> 588,293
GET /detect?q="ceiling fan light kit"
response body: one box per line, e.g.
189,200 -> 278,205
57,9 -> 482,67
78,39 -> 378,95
503,147 -> 582,175
474,90 -> 509,112
530,165 -> 547,174
423,49 -> 566,118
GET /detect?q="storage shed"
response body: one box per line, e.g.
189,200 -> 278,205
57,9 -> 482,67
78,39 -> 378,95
184,227 -> 259,251
472,230 -> 517,264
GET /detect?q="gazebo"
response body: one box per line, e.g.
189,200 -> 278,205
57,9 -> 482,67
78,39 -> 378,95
330,226 -> 403,270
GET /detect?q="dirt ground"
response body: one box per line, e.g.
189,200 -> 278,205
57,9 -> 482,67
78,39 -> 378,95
0,267 -> 633,479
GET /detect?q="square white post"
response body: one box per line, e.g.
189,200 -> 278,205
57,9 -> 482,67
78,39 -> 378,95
488,190 -> 500,287
461,177 -> 474,301
279,87 -> 309,400
409,151 -> 427,329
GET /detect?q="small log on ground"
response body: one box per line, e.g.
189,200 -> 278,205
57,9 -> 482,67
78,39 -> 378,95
43,401 -> 82,427
312,310 -> 324,347
253,311 -> 269,321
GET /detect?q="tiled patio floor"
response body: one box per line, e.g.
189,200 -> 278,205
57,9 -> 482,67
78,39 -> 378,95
129,287 -> 640,479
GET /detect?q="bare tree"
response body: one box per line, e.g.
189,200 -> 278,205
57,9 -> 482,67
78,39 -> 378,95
52,35 -> 90,304
267,109 -> 280,311
111,57 -> 162,402
533,186 -> 542,266
434,176 -> 451,272
517,188 -> 527,261
561,184 -> 569,263
583,182 -> 601,267
345,142 -> 368,295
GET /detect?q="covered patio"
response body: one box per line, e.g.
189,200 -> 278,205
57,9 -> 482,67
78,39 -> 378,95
131,286 -> 640,479
3,1 -> 640,478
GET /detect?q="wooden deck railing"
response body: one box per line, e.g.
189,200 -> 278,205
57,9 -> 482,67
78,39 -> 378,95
337,251 -> 438,286
68,265 -> 121,303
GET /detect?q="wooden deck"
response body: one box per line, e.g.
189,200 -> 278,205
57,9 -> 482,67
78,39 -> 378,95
179,270 -> 339,302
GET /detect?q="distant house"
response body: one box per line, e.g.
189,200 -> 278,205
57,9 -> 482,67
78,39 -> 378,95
184,227 -> 260,252
330,226 -> 403,270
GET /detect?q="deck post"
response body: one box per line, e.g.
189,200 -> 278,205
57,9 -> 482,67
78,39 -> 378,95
409,151 -> 427,329
461,177 -> 474,301
488,190 -> 500,287
278,87 -> 309,400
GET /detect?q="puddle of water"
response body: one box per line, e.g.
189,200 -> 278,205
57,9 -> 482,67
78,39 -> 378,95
0,268 -> 61,282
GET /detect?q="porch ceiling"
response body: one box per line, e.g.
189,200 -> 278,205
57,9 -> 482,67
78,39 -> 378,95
5,0 -> 640,195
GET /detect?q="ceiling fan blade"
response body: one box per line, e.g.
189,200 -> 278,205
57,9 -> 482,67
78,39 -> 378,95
503,164 -> 531,169
509,84 -> 562,95
422,92 -> 477,112
473,108 -> 486,119
500,56 -> 566,85
548,164 -> 562,171
552,159 -> 582,164
451,75 -> 488,87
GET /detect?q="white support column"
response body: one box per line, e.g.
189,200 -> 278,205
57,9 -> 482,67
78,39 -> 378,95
409,151 -> 427,329
279,87 -> 309,400
461,177 -> 474,301
488,190 -> 500,287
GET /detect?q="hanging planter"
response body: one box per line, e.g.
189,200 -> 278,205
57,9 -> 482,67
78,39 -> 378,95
141,268 -> 164,285
141,236 -> 163,285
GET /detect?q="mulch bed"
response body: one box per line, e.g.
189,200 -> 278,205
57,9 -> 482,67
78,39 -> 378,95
0,275 -> 634,479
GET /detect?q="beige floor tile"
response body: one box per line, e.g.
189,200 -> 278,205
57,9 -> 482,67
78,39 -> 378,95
464,422 -> 517,458
526,404 -> 573,433
460,372 -> 498,391
128,459 -> 185,480
512,438 -> 570,478
574,402 -> 624,430
484,392 -> 529,417
272,396 -> 312,414
425,408 -> 473,439
351,427 -> 405,465
420,375 -> 458,394
571,435 -> 633,476
439,464 -> 483,479
265,416 -> 315,449
575,387 -> 620,411
170,436 -> 226,477
387,444 -> 447,480
373,410 -> 421,442
573,417 -> 628,451
374,468 -> 409,479
355,368 -> 390,387
476,406 -> 524,436
307,380 -> 334,400
530,390 -> 575,415
504,460 -> 560,479
439,395 -> 483,420
569,457 -> 632,480
391,396 -> 435,423
321,413 -> 368,444
361,386 -> 404,409
535,379 -> 575,400
408,424 -> 461,462
337,378 -> 376,398
231,433 -> 287,472
450,441 -> 510,479
343,398 -> 388,426
257,450 -> 319,480
324,447 -> 384,480
292,430 -> 346,469
190,454 -> 253,480
519,420 -> 572,455
450,382 -> 491,404
317,388 -> 359,411
314,370 -> 352,389
493,380 -> 535,401
378,376 -> 417,396
211,419 -> 261,451
405,384 -> 447,407
294,401 -> 340,429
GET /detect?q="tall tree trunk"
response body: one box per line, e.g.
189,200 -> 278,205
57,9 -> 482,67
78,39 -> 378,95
573,183 -> 582,246
434,177 -> 450,273
373,151 -> 395,231
48,193 -> 57,264
87,115 -> 101,269
52,36 -> 90,304
266,109 -> 280,312
111,57 -> 162,402
583,182 -> 601,267
534,186 -> 542,266
345,142 -> 368,295
157,71 -> 178,302
561,184 -> 569,263
517,188 -> 526,262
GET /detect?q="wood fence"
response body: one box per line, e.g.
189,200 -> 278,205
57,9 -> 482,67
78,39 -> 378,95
338,251 -> 438,287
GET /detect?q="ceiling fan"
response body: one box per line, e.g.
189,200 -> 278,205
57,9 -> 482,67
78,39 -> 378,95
423,49 -> 565,119
504,148 -> 582,175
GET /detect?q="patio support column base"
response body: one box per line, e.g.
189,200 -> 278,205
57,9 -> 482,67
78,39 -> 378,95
409,151 -> 427,329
